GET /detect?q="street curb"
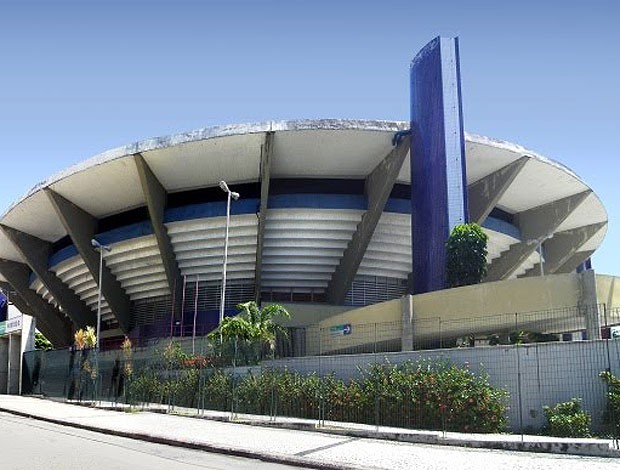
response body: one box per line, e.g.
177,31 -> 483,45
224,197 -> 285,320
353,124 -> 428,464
2,402 -> 619,461
0,405 -> 373,470
231,419 -> 620,458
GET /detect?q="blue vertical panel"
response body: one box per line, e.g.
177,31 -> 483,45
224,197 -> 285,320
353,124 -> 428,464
410,37 -> 468,294
0,291 -> 7,322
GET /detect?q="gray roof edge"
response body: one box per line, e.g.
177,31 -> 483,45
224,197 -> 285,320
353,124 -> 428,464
4,120 -> 604,222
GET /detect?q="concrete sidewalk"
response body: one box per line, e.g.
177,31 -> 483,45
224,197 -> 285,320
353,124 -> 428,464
0,396 -> 618,470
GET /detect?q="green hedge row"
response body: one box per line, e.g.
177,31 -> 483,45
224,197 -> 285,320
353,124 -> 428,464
127,360 -> 508,433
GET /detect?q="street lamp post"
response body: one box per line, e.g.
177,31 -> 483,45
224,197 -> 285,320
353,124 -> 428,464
91,238 -> 111,350
527,234 -> 553,277
218,181 -> 239,334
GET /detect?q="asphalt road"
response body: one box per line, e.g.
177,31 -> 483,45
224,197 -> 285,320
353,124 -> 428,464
2,409 -> 619,470
0,412 -> 300,470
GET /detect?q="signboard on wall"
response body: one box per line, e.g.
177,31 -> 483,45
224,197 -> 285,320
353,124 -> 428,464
329,324 -> 352,337
0,316 -> 22,336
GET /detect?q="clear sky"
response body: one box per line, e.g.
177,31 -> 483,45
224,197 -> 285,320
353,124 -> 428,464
1,0 -> 618,273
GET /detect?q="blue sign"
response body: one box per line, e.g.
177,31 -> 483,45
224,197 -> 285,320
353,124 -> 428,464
329,324 -> 352,337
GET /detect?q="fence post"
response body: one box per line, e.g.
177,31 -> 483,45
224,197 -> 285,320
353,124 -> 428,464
231,338 -> 237,420
374,322 -> 379,431
318,327 -> 324,427
602,303 -> 619,448
515,312 -> 524,440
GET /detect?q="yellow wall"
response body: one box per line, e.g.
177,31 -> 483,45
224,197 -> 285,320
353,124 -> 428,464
305,299 -> 401,355
305,273 -> 592,354
412,272 -> 581,321
596,275 -> 620,324
596,274 -> 620,310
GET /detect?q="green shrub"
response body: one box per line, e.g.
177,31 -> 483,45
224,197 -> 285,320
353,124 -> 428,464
124,359 -> 508,433
543,398 -> 591,438
600,370 -> 620,433
446,223 -> 488,288
358,361 -> 507,432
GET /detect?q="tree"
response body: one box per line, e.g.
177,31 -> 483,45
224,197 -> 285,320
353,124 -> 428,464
237,301 -> 290,353
35,331 -> 53,350
446,223 -> 488,288
209,301 -> 290,356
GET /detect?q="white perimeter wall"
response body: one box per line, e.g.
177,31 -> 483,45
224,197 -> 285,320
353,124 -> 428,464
272,339 -> 620,432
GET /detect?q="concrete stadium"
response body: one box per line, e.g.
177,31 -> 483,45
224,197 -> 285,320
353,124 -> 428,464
0,119 -> 609,348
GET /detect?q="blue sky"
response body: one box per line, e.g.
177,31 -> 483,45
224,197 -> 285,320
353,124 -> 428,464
1,0 -> 618,273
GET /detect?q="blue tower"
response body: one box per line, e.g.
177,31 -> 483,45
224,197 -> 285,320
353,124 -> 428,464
410,37 -> 468,294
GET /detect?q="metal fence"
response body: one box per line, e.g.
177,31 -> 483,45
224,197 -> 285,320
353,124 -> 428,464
21,303 -> 620,442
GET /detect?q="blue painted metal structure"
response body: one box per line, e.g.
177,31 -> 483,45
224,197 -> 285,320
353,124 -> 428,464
410,36 -> 468,294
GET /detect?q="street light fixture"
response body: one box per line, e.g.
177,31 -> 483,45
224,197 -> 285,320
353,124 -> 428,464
219,181 -> 239,333
91,238 -> 111,350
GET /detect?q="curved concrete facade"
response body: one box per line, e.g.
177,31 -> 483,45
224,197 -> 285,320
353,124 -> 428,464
0,120 -> 608,346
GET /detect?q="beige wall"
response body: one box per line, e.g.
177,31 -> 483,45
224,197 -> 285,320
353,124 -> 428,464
305,272 -> 597,354
413,272 -> 581,321
596,274 -> 620,325
273,303 -> 352,328
412,273 -> 588,341
304,299 -> 401,355
596,274 -> 620,310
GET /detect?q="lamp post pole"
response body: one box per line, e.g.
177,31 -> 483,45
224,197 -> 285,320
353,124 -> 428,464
91,238 -> 111,350
538,242 -> 544,277
527,234 -> 553,278
218,181 -> 240,336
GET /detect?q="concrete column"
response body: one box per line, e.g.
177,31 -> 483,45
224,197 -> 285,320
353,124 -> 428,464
45,189 -> 131,333
579,269 -> 601,340
401,295 -> 414,351
254,131 -> 274,304
486,191 -> 591,281
326,136 -> 410,304
0,337 -> 7,394
556,250 -> 596,275
467,157 -> 528,224
520,223 -> 606,278
8,333 -> 20,394
0,261 -> 72,347
134,153 -> 182,315
0,224 -> 95,329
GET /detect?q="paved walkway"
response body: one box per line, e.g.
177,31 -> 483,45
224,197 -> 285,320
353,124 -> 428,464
0,396 -> 618,469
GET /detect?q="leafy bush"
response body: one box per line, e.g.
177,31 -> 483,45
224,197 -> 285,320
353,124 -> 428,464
600,370 -> 620,433
358,361 -> 508,432
127,359 -> 508,433
446,223 -> 488,288
35,331 -> 53,351
543,398 -> 591,438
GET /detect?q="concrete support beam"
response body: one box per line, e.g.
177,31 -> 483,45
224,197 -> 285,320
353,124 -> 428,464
45,189 -> 131,333
579,269 -> 601,340
467,157 -> 528,224
0,261 -> 72,347
326,136 -> 410,304
254,131 -> 274,304
555,250 -> 595,275
520,223 -> 606,277
0,224 -> 95,329
401,295 -> 414,351
485,191 -> 591,282
134,153 -> 182,312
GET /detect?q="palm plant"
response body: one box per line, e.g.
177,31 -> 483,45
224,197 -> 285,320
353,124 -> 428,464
237,301 -> 290,354
209,301 -> 290,359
